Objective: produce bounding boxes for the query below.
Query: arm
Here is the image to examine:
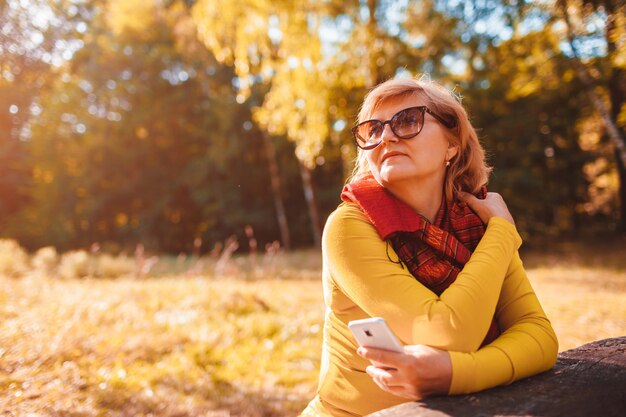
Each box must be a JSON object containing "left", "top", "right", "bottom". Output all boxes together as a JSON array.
[
  {"left": 325, "top": 204, "right": 522, "bottom": 352},
  {"left": 359, "top": 250, "right": 558, "bottom": 398},
  {"left": 447, "top": 250, "right": 558, "bottom": 394}
]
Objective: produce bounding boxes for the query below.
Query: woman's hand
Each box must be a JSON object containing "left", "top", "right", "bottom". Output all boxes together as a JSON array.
[
  {"left": 357, "top": 345, "right": 452, "bottom": 400},
  {"left": 458, "top": 191, "right": 515, "bottom": 226}
]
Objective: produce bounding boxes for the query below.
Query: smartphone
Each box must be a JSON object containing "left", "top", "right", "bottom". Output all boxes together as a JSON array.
[{"left": 348, "top": 317, "right": 404, "bottom": 353}]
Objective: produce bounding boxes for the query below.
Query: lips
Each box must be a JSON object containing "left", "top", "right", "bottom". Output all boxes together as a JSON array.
[{"left": 381, "top": 151, "right": 406, "bottom": 162}]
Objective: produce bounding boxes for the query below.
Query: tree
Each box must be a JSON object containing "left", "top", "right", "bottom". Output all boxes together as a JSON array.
[
  {"left": 434, "top": 0, "right": 625, "bottom": 234},
  {"left": 191, "top": 0, "right": 465, "bottom": 245},
  {"left": 557, "top": 0, "right": 626, "bottom": 230},
  {"left": 16, "top": 1, "right": 279, "bottom": 251},
  {"left": 465, "top": 29, "right": 592, "bottom": 236},
  {"left": 192, "top": 0, "right": 333, "bottom": 246},
  {"left": 0, "top": 0, "right": 84, "bottom": 237}
]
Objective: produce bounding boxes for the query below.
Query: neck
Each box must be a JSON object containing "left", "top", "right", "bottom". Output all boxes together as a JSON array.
[{"left": 386, "top": 178, "right": 444, "bottom": 223}]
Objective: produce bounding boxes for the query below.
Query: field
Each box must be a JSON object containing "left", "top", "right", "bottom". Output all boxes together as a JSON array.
[{"left": 1, "top": 242, "right": 625, "bottom": 417}]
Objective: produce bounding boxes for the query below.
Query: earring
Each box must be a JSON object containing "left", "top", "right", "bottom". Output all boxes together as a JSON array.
[{"left": 446, "top": 160, "right": 451, "bottom": 167}]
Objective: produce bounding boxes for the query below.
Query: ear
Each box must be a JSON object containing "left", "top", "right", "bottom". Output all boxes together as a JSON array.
[{"left": 446, "top": 145, "right": 458, "bottom": 162}]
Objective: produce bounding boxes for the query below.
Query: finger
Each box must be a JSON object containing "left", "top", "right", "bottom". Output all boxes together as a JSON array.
[
  {"left": 457, "top": 191, "right": 479, "bottom": 206},
  {"left": 371, "top": 375, "right": 392, "bottom": 393},
  {"left": 456, "top": 191, "right": 487, "bottom": 223},
  {"left": 366, "top": 366, "right": 392, "bottom": 392},
  {"left": 455, "top": 191, "right": 468, "bottom": 207},
  {"left": 365, "top": 365, "right": 394, "bottom": 381},
  {"left": 358, "top": 347, "right": 407, "bottom": 368},
  {"left": 366, "top": 366, "right": 409, "bottom": 388},
  {"left": 367, "top": 367, "right": 407, "bottom": 396},
  {"left": 366, "top": 366, "right": 406, "bottom": 390},
  {"left": 373, "top": 375, "right": 411, "bottom": 397}
]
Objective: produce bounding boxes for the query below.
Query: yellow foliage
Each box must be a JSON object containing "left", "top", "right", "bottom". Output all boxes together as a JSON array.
[
  {"left": 192, "top": 0, "right": 275, "bottom": 88},
  {"left": 609, "top": 8, "right": 626, "bottom": 69},
  {"left": 193, "top": 0, "right": 330, "bottom": 166},
  {"left": 500, "top": 30, "right": 563, "bottom": 100},
  {"left": 107, "top": 0, "right": 157, "bottom": 36},
  {"left": 253, "top": 56, "right": 330, "bottom": 167}
]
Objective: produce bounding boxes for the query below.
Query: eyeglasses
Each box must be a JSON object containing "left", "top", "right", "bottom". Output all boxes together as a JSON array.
[{"left": 352, "top": 106, "right": 457, "bottom": 150}]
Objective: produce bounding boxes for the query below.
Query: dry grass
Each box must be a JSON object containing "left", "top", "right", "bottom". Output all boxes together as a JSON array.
[
  {"left": 0, "top": 275, "right": 324, "bottom": 416},
  {"left": 529, "top": 266, "right": 626, "bottom": 350},
  {"left": 519, "top": 238, "right": 626, "bottom": 349},
  {"left": 1, "top": 243, "right": 624, "bottom": 416}
]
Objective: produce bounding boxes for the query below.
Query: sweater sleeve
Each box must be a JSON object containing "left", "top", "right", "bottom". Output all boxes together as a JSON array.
[
  {"left": 447, "top": 251, "right": 559, "bottom": 394},
  {"left": 324, "top": 204, "right": 522, "bottom": 352}
]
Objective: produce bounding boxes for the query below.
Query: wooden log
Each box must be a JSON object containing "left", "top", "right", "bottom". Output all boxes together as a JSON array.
[{"left": 367, "top": 336, "right": 626, "bottom": 417}]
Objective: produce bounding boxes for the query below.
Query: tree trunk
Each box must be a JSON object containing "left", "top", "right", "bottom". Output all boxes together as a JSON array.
[
  {"left": 615, "top": 147, "right": 626, "bottom": 231},
  {"left": 261, "top": 132, "right": 291, "bottom": 250},
  {"left": 604, "top": 0, "right": 626, "bottom": 231},
  {"left": 299, "top": 162, "right": 321, "bottom": 247},
  {"left": 366, "top": 0, "right": 382, "bottom": 88},
  {"left": 558, "top": 0, "right": 626, "bottom": 167}
]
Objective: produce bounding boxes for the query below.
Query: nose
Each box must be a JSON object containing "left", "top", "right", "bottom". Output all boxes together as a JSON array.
[{"left": 379, "top": 123, "right": 399, "bottom": 146}]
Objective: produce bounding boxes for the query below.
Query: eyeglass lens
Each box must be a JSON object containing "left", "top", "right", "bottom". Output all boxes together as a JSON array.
[{"left": 354, "top": 107, "right": 425, "bottom": 148}]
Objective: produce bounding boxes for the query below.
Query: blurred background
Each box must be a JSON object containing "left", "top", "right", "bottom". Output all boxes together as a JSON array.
[
  {"left": 1, "top": 0, "right": 625, "bottom": 254},
  {"left": 1, "top": 2, "right": 625, "bottom": 416}
]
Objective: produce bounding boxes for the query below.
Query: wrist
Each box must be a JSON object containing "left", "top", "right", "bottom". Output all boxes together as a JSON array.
[{"left": 437, "top": 351, "right": 453, "bottom": 396}]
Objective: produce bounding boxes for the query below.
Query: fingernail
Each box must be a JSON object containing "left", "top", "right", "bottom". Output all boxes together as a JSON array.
[{"left": 357, "top": 347, "right": 366, "bottom": 356}]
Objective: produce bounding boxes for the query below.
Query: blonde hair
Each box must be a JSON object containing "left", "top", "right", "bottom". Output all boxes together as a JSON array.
[{"left": 348, "top": 75, "right": 491, "bottom": 200}]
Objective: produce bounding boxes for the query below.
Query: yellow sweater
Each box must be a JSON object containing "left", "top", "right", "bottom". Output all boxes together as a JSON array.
[{"left": 301, "top": 203, "right": 558, "bottom": 417}]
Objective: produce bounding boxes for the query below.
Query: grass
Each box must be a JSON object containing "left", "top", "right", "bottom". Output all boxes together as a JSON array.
[{"left": 1, "top": 243, "right": 625, "bottom": 416}]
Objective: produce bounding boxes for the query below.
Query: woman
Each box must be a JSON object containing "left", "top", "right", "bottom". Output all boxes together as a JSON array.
[{"left": 300, "top": 76, "right": 558, "bottom": 417}]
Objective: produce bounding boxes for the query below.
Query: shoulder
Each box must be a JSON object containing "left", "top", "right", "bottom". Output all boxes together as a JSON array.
[
  {"left": 322, "top": 203, "right": 387, "bottom": 261},
  {"left": 325, "top": 203, "right": 370, "bottom": 230},
  {"left": 323, "top": 203, "right": 379, "bottom": 241},
  {"left": 329, "top": 202, "right": 368, "bottom": 221}
]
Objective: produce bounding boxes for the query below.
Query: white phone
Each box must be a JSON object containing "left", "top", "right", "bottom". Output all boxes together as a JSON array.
[{"left": 348, "top": 317, "right": 404, "bottom": 353}]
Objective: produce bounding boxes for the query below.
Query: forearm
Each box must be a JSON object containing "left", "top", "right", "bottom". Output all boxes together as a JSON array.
[
  {"left": 448, "top": 317, "right": 558, "bottom": 394},
  {"left": 326, "top": 205, "right": 522, "bottom": 351},
  {"left": 447, "top": 254, "right": 559, "bottom": 394}
]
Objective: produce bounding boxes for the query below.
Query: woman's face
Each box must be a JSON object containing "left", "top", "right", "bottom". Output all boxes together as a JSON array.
[{"left": 364, "top": 93, "right": 457, "bottom": 189}]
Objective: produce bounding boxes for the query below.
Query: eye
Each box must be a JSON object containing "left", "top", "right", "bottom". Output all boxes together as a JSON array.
[
  {"left": 395, "top": 110, "right": 418, "bottom": 125},
  {"left": 399, "top": 116, "right": 417, "bottom": 125},
  {"left": 367, "top": 123, "right": 383, "bottom": 138},
  {"left": 393, "top": 108, "right": 422, "bottom": 135}
]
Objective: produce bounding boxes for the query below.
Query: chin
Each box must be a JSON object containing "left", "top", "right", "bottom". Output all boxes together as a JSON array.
[
  {"left": 375, "top": 169, "right": 414, "bottom": 187},
  {"left": 376, "top": 166, "right": 444, "bottom": 189},
  {"left": 378, "top": 166, "right": 416, "bottom": 182}
]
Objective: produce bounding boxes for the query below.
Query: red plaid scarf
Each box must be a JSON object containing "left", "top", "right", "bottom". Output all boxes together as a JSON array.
[{"left": 341, "top": 175, "right": 499, "bottom": 346}]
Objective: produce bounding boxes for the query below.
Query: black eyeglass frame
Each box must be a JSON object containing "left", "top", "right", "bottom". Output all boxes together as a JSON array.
[{"left": 351, "top": 106, "right": 457, "bottom": 150}]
